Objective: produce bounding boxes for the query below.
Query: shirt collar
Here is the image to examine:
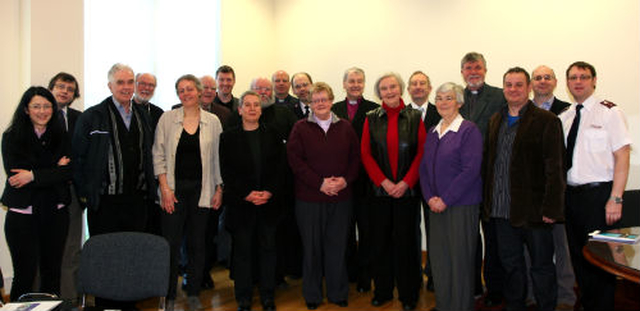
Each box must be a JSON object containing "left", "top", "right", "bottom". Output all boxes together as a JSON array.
[
  {"left": 434, "top": 113, "right": 464, "bottom": 137},
  {"left": 576, "top": 94, "right": 597, "bottom": 112}
]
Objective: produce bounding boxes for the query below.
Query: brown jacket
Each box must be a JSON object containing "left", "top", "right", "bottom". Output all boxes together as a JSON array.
[{"left": 483, "top": 102, "right": 565, "bottom": 227}]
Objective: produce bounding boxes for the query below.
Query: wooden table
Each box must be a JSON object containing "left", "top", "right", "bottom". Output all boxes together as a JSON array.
[{"left": 583, "top": 227, "right": 640, "bottom": 284}]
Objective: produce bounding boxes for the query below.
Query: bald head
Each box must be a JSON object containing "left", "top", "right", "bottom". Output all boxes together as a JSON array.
[
  {"left": 272, "top": 70, "right": 291, "bottom": 100},
  {"left": 531, "top": 65, "right": 558, "bottom": 99},
  {"left": 200, "top": 75, "right": 217, "bottom": 105}
]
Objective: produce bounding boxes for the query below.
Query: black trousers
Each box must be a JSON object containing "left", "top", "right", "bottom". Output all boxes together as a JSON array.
[
  {"left": 494, "top": 218, "right": 557, "bottom": 311},
  {"left": 369, "top": 196, "right": 421, "bottom": 304},
  {"left": 476, "top": 217, "right": 505, "bottom": 298},
  {"left": 5, "top": 206, "right": 69, "bottom": 301},
  {"left": 162, "top": 179, "right": 209, "bottom": 299},
  {"left": 296, "top": 200, "right": 352, "bottom": 304},
  {"left": 565, "top": 182, "right": 616, "bottom": 311},
  {"left": 230, "top": 207, "right": 277, "bottom": 303},
  {"left": 346, "top": 190, "right": 372, "bottom": 288},
  {"left": 87, "top": 193, "right": 147, "bottom": 236}
]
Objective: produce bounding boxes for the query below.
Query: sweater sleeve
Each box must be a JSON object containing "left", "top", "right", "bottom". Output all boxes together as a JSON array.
[
  {"left": 440, "top": 125, "right": 483, "bottom": 206},
  {"left": 402, "top": 118, "right": 427, "bottom": 187},
  {"left": 360, "top": 118, "right": 387, "bottom": 186},
  {"left": 419, "top": 136, "right": 434, "bottom": 202},
  {"left": 286, "top": 123, "right": 324, "bottom": 190}
]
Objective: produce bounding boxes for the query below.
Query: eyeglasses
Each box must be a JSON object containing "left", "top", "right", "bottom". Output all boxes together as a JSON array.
[
  {"left": 54, "top": 83, "right": 76, "bottom": 93},
  {"left": 312, "top": 98, "right": 331, "bottom": 104},
  {"left": 293, "top": 82, "right": 310, "bottom": 90},
  {"left": 533, "top": 75, "right": 555, "bottom": 81},
  {"left": 253, "top": 87, "right": 272, "bottom": 92},
  {"left": 29, "top": 104, "right": 53, "bottom": 110},
  {"left": 567, "top": 75, "right": 592, "bottom": 82},
  {"left": 136, "top": 82, "right": 156, "bottom": 88}
]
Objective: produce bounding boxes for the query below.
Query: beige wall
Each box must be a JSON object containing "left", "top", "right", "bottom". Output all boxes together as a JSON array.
[{"left": 1, "top": 0, "right": 638, "bottom": 284}]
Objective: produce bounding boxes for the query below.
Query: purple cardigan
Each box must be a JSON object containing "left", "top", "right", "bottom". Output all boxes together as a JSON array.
[
  {"left": 419, "top": 119, "right": 483, "bottom": 207},
  {"left": 287, "top": 114, "right": 360, "bottom": 202}
]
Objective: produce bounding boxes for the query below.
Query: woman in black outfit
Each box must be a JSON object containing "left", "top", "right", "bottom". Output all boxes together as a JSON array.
[
  {"left": 153, "top": 75, "right": 223, "bottom": 311},
  {"left": 219, "top": 91, "right": 285, "bottom": 311},
  {"left": 1, "top": 86, "right": 72, "bottom": 301}
]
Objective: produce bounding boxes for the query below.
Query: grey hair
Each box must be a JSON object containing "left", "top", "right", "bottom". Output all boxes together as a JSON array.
[
  {"left": 435, "top": 82, "right": 465, "bottom": 105},
  {"left": 240, "top": 90, "right": 261, "bottom": 105},
  {"left": 342, "top": 67, "right": 365, "bottom": 83},
  {"left": 374, "top": 72, "right": 405, "bottom": 99},
  {"left": 460, "top": 52, "right": 486, "bottom": 69},
  {"left": 135, "top": 72, "right": 157, "bottom": 83},
  {"left": 175, "top": 74, "right": 203, "bottom": 94},
  {"left": 108, "top": 63, "right": 134, "bottom": 83}
]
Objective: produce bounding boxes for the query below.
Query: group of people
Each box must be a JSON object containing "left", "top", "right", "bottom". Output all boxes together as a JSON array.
[{"left": 1, "top": 51, "right": 631, "bottom": 311}]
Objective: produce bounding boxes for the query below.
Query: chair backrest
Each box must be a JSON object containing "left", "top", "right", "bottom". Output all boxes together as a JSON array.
[{"left": 77, "top": 232, "right": 170, "bottom": 301}]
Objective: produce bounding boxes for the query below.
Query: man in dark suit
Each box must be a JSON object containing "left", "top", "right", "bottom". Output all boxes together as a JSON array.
[
  {"left": 331, "top": 67, "right": 378, "bottom": 292},
  {"left": 483, "top": 67, "right": 565, "bottom": 311},
  {"left": 291, "top": 72, "right": 313, "bottom": 120},
  {"left": 272, "top": 70, "right": 300, "bottom": 108},
  {"left": 532, "top": 65, "right": 571, "bottom": 115},
  {"left": 530, "top": 65, "right": 576, "bottom": 309},
  {"left": 459, "top": 52, "right": 507, "bottom": 307},
  {"left": 48, "top": 72, "right": 82, "bottom": 303},
  {"left": 407, "top": 71, "right": 441, "bottom": 130},
  {"left": 406, "top": 70, "right": 441, "bottom": 292},
  {"left": 133, "top": 73, "right": 164, "bottom": 238}
]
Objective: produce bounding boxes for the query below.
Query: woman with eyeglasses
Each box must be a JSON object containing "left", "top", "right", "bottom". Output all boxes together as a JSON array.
[
  {"left": 287, "top": 82, "right": 360, "bottom": 310},
  {"left": 2, "top": 86, "right": 72, "bottom": 301}
]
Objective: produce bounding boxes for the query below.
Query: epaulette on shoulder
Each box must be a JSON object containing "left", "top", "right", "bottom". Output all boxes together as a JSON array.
[{"left": 599, "top": 100, "right": 616, "bottom": 109}]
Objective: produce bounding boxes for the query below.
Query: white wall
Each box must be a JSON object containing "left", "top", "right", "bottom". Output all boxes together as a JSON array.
[
  {"left": 268, "top": 0, "right": 640, "bottom": 187},
  {"left": 1, "top": 0, "right": 638, "bottom": 288}
]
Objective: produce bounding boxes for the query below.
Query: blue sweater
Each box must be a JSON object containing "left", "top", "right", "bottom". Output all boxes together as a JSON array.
[{"left": 419, "top": 119, "right": 483, "bottom": 207}]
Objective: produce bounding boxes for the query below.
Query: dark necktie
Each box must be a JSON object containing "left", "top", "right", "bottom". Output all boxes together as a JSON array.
[
  {"left": 304, "top": 105, "right": 310, "bottom": 117},
  {"left": 59, "top": 109, "right": 68, "bottom": 131},
  {"left": 566, "top": 104, "right": 583, "bottom": 170}
]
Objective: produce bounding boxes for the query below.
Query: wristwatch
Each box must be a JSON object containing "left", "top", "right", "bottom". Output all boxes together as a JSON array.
[{"left": 610, "top": 196, "right": 623, "bottom": 204}]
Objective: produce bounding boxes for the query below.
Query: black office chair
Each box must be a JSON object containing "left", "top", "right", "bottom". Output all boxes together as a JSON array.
[{"left": 77, "top": 232, "right": 170, "bottom": 310}]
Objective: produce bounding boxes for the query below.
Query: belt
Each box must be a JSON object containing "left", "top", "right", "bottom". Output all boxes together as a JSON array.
[{"left": 567, "top": 181, "right": 612, "bottom": 192}]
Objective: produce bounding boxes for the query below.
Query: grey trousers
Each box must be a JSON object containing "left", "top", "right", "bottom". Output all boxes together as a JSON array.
[
  {"left": 59, "top": 186, "right": 83, "bottom": 301},
  {"left": 525, "top": 223, "right": 577, "bottom": 305},
  {"left": 429, "top": 205, "right": 479, "bottom": 311},
  {"left": 296, "top": 200, "right": 351, "bottom": 304}
]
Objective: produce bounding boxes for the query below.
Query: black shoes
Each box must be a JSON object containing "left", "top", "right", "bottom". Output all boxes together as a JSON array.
[
  {"left": 306, "top": 302, "right": 320, "bottom": 310},
  {"left": 237, "top": 300, "right": 251, "bottom": 311},
  {"left": 356, "top": 284, "right": 371, "bottom": 293},
  {"left": 371, "top": 296, "right": 391, "bottom": 307},
  {"left": 402, "top": 301, "right": 416, "bottom": 310},
  {"left": 331, "top": 300, "right": 348, "bottom": 307},
  {"left": 426, "top": 277, "right": 434, "bottom": 292},
  {"left": 262, "top": 299, "right": 276, "bottom": 311}
]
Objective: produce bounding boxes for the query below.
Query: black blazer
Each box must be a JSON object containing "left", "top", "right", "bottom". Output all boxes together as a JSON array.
[
  {"left": 1, "top": 126, "right": 72, "bottom": 209},
  {"left": 461, "top": 83, "right": 507, "bottom": 139},
  {"left": 331, "top": 97, "right": 379, "bottom": 140},
  {"left": 409, "top": 102, "right": 442, "bottom": 131},
  {"left": 67, "top": 107, "right": 82, "bottom": 134},
  {"left": 550, "top": 97, "right": 571, "bottom": 116},
  {"left": 219, "top": 125, "right": 286, "bottom": 231}
]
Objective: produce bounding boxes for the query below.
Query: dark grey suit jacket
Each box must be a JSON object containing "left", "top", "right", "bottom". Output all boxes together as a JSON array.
[
  {"left": 549, "top": 97, "right": 571, "bottom": 116},
  {"left": 461, "top": 83, "right": 506, "bottom": 139}
]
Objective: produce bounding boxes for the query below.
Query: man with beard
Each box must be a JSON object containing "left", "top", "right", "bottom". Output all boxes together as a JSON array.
[{"left": 459, "top": 52, "right": 507, "bottom": 308}]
